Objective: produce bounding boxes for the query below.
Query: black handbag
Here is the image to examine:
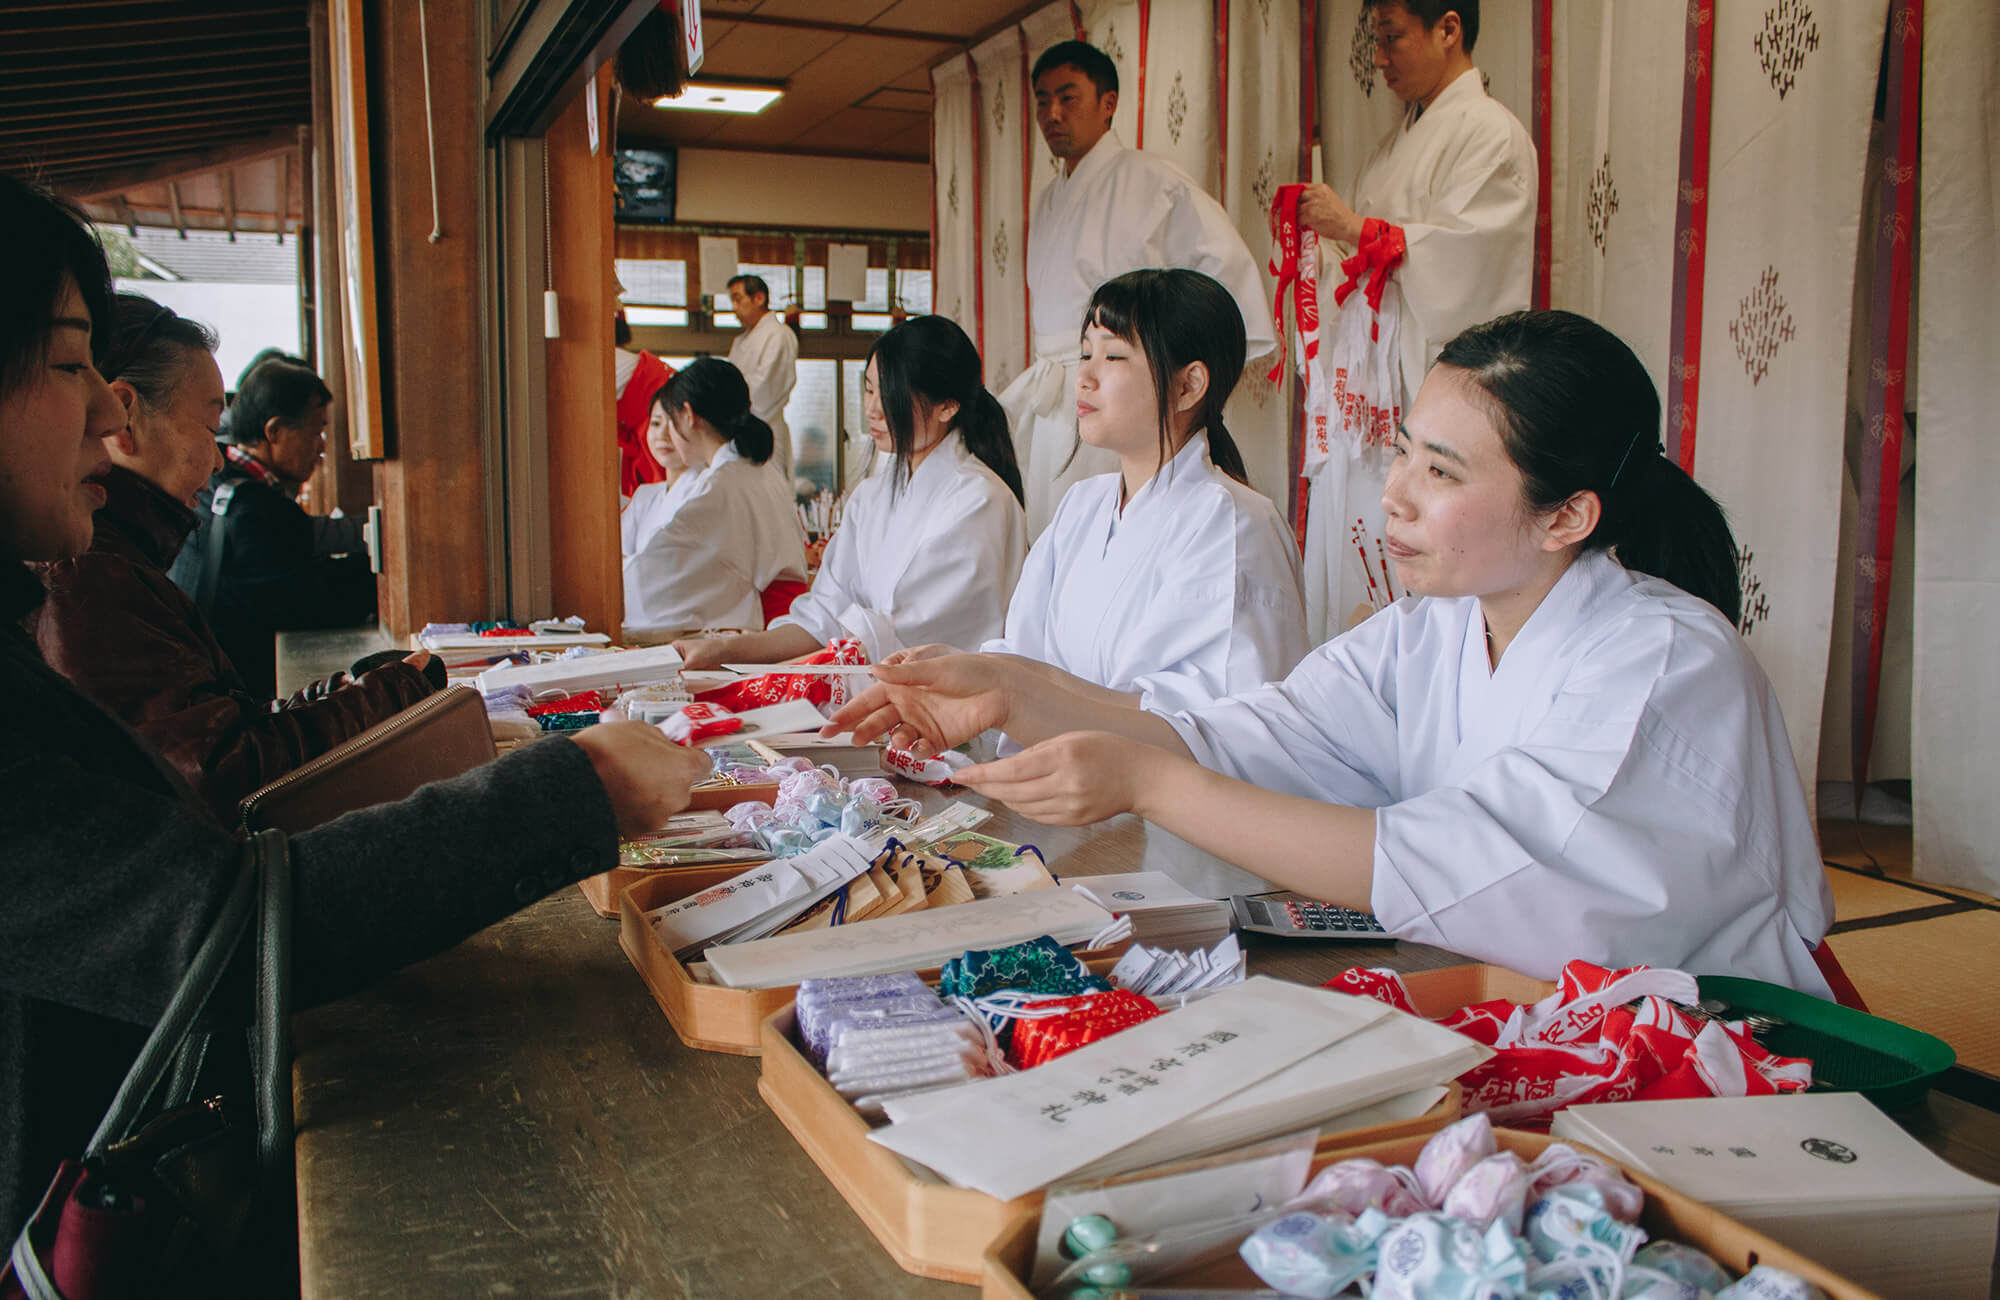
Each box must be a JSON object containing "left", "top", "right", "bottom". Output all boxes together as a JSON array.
[{"left": 3, "top": 829, "right": 294, "bottom": 1300}]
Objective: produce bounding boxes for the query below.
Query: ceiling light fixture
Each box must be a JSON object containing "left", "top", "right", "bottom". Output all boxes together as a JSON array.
[{"left": 653, "top": 81, "right": 785, "bottom": 115}]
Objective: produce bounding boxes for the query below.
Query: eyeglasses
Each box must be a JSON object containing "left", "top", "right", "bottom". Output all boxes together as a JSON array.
[{"left": 98, "top": 303, "right": 177, "bottom": 381}]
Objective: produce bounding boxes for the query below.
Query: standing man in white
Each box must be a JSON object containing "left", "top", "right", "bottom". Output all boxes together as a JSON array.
[
  {"left": 1295, "top": 0, "right": 1535, "bottom": 638},
  {"left": 724, "top": 273, "right": 799, "bottom": 485},
  {"left": 1005, "top": 40, "right": 1275, "bottom": 539}
]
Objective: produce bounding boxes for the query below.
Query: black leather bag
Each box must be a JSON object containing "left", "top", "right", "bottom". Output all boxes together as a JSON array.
[{"left": 2, "top": 829, "right": 293, "bottom": 1300}]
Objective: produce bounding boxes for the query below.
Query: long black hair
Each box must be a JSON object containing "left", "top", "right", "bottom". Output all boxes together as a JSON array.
[
  {"left": 99, "top": 293, "right": 219, "bottom": 405},
  {"left": 661, "top": 356, "right": 774, "bottom": 465},
  {"left": 1075, "top": 268, "right": 1250, "bottom": 486},
  {"left": 867, "top": 315, "right": 1024, "bottom": 503},
  {"left": 1435, "top": 309, "right": 1740, "bottom": 625},
  {"left": 1, "top": 172, "right": 112, "bottom": 402}
]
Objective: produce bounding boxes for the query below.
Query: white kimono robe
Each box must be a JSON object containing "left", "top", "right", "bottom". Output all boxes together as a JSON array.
[
  {"left": 1002, "top": 131, "right": 1276, "bottom": 538},
  {"left": 621, "top": 445, "right": 807, "bottom": 636},
  {"left": 774, "top": 436, "right": 1026, "bottom": 661},
  {"left": 1159, "top": 550, "right": 1835, "bottom": 995},
  {"left": 1306, "top": 66, "right": 1536, "bottom": 641},
  {"left": 621, "top": 473, "right": 696, "bottom": 556},
  {"left": 727, "top": 312, "right": 799, "bottom": 480},
  {"left": 984, "top": 434, "right": 1309, "bottom": 715}
]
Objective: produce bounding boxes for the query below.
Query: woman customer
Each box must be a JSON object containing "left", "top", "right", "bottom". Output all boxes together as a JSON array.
[
  {"left": 831, "top": 310, "right": 1838, "bottom": 996},
  {"left": 29, "top": 292, "right": 439, "bottom": 824},
  {"left": 0, "top": 171, "right": 710, "bottom": 1248}
]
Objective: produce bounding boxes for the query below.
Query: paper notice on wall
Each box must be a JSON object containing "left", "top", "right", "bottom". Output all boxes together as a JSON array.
[
  {"left": 827, "top": 242, "right": 870, "bottom": 302},
  {"left": 680, "top": 0, "right": 704, "bottom": 75},
  {"left": 699, "top": 236, "right": 740, "bottom": 301}
]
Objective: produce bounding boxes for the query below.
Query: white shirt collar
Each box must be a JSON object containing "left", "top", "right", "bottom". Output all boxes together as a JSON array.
[
  {"left": 1125, "top": 431, "right": 1213, "bottom": 514},
  {"left": 1056, "top": 129, "right": 1126, "bottom": 192},
  {"left": 1407, "top": 65, "right": 1485, "bottom": 129}
]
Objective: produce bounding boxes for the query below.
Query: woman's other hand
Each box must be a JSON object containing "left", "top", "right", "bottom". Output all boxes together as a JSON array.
[
  {"left": 824, "top": 654, "right": 1016, "bottom": 757},
  {"left": 954, "top": 731, "right": 1160, "bottom": 826}
]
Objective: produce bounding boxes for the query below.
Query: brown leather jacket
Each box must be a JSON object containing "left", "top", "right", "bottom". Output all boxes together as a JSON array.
[{"left": 28, "top": 465, "right": 434, "bottom": 825}]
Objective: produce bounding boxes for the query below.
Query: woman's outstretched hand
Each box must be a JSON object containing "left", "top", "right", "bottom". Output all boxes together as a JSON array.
[
  {"left": 670, "top": 635, "right": 736, "bottom": 671},
  {"left": 954, "top": 731, "right": 1159, "bottom": 826},
  {"left": 823, "top": 654, "right": 1015, "bottom": 758}
]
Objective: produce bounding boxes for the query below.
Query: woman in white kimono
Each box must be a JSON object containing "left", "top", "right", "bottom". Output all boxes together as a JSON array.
[
  {"left": 620, "top": 383, "right": 695, "bottom": 563},
  {"left": 674, "top": 316, "right": 1027, "bottom": 667},
  {"left": 901, "top": 269, "right": 1305, "bottom": 718},
  {"left": 830, "top": 311, "right": 1840, "bottom": 997},
  {"left": 622, "top": 358, "right": 807, "bottom": 637}
]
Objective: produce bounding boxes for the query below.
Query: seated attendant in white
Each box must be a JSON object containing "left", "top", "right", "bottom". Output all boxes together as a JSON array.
[
  {"left": 620, "top": 383, "right": 696, "bottom": 560},
  {"left": 622, "top": 358, "right": 806, "bottom": 637},
  {"left": 961, "top": 268, "right": 1306, "bottom": 718},
  {"left": 829, "top": 311, "right": 1838, "bottom": 997},
  {"left": 675, "top": 315, "right": 1028, "bottom": 668}
]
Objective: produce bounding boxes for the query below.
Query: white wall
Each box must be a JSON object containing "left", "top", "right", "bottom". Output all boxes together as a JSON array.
[
  {"left": 114, "top": 280, "right": 304, "bottom": 388},
  {"left": 673, "top": 148, "right": 929, "bottom": 232}
]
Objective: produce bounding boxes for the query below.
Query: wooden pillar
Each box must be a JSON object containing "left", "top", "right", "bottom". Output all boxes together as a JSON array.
[
  {"left": 542, "top": 66, "right": 621, "bottom": 633},
  {"left": 305, "top": 6, "right": 374, "bottom": 516},
  {"left": 365, "top": 0, "right": 491, "bottom": 634}
]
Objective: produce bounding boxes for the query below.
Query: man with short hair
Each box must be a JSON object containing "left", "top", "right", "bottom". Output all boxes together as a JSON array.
[
  {"left": 724, "top": 273, "right": 799, "bottom": 482},
  {"left": 1293, "top": 0, "right": 1535, "bottom": 635},
  {"left": 169, "top": 360, "right": 378, "bottom": 699},
  {"left": 1007, "top": 39, "right": 1274, "bottom": 538}
]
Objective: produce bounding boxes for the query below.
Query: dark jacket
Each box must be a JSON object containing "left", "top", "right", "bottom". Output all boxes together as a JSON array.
[
  {"left": 29, "top": 465, "right": 433, "bottom": 825},
  {"left": 167, "top": 460, "right": 378, "bottom": 698},
  {"left": 1, "top": 559, "right": 618, "bottom": 1241}
]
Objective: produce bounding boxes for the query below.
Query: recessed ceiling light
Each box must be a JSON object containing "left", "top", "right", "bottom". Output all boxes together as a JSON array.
[{"left": 653, "top": 82, "right": 785, "bottom": 115}]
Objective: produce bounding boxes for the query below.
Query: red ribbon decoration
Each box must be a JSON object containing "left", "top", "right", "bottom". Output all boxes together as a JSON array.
[
  {"left": 1266, "top": 183, "right": 1321, "bottom": 383},
  {"left": 1331, "top": 217, "right": 1407, "bottom": 340}
]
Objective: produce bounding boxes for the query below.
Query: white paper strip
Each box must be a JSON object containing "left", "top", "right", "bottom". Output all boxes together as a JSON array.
[
  {"left": 869, "top": 977, "right": 1387, "bottom": 1200},
  {"left": 703, "top": 888, "right": 1112, "bottom": 990},
  {"left": 826, "top": 242, "right": 869, "bottom": 302},
  {"left": 698, "top": 235, "right": 740, "bottom": 300},
  {"left": 474, "top": 644, "right": 683, "bottom": 695}
]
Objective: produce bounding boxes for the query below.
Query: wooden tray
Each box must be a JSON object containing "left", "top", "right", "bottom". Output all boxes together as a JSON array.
[
  {"left": 756, "top": 1004, "right": 1460, "bottom": 1286},
  {"left": 980, "top": 1127, "right": 1878, "bottom": 1299},
  {"left": 617, "top": 871, "right": 1131, "bottom": 1056},
  {"left": 1397, "top": 961, "right": 1556, "bottom": 1014},
  {"left": 577, "top": 781, "right": 778, "bottom": 918}
]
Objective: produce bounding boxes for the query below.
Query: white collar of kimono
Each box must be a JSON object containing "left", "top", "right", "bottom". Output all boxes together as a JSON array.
[
  {"left": 1406, "top": 65, "right": 1486, "bottom": 130},
  {"left": 893, "top": 427, "right": 977, "bottom": 497},
  {"left": 1058, "top": 129, "right": 1126, "bottom": 191},
  {"left": 1481, "top": 548, "right": 1628, "bottom": 671},
  {"left": 707, "top": 442, "right": 746, "bottom": 472},
  {"left": 1123, "top": 430, "right": 1212, "bottom": 514}
]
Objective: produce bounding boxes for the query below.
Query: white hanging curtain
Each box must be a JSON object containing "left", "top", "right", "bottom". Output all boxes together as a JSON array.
[
  {"left": 1315, "top": 0, "right": 1406, "bottom": 198},
  {"left": 1073, "top": 0, "right": 1144, "bottom": 144},
  {"left": 1689, "top": 0, "right": 1889, "bottom": 794},
  {"left": 1138, "top": 0, "right": 1219, "bottom": 191},
  {"left": 1473, "top": 0, "right": 1537, "bottom": 134},
  {"left": 1546, "top": 1, "right": 1685, "bottom": 402},
  {"left": 973, "top": 29, "right": 1031, "bottom": 393},
  {"left": 931, "top": 55, "right": 981, "bottom": 344},
  {"left": 1915, "top": 0, "right": 2000, "bottom": 895}
]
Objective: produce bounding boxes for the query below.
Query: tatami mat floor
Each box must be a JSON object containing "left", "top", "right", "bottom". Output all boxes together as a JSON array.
[{"left": 1819, "top": 818, "right": 2000, "bottom": 1078}]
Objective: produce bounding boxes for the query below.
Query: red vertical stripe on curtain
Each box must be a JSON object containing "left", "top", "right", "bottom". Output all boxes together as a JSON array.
[
  {"left": 1665, "top": 0, "right": 1715, "bottom": 472},
  {"left": 1851, "top": 0, "right": 1923, "bottom": 792},
  {"left": 969, "top": 59, "right": 988, "bottom": 366},
  {"left": 1531, "top": 0, "right": 1553, "bottom": 310},
  {"left": 1292, "top": 0, "right": 1317, "bottom": 549},
  {"left": 1136, "top": 0, "right": 1151, "bottom": 149},
  {"left": 1215, "top": 0, "right": 1230, "bottom": 191},
  {"left": 1019, "top": 27, "right": 1034, "bottom": 364}
]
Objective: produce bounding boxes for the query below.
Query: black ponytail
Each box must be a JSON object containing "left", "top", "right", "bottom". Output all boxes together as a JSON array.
[
  {"left": 661, "top": 356, "right": 774, "bottom": 465},
  {"left": 1077, "top": 268, "right": 1250, "bottom": 486},
  {"left": 1435, "top": 310, "right": 1741, "bottom": 626},
  {"left": 868, "top": 315, "right": 1024, "bottom": 503}
]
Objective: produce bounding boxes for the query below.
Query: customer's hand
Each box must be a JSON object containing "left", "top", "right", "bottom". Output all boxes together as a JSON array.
[
  {"left": 671, "top": 635, "right": 737, "bottom": 671},
  {"left": 572, "top": 721, "right": 711, "bottom": 836},
  {"left": 880, "top": 643, "right": 956, "bottom": 666}
]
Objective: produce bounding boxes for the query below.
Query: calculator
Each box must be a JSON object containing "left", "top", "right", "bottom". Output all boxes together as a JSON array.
[{"left": 1230, "top": 891, "right": 1392, "bottom": 941}]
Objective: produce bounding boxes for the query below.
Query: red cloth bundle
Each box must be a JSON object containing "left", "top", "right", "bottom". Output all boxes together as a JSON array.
[
  {"left": 477, "top": 625, "right": 534, "bottom": 637},
  {"left": 1328, "top": 960, "right": 1812, "bottom": 1129},
  {"left": 1009, "top": 990, "right": 1163, "bottom": 1070},
  {"left": 523, "top": 689, "right": 610, "bottom": 717},
  {"left": 695, "top": 638, "right": 867, "bottom": 713},
  {"left": 659, "top": 701, "right": 742, "bottom": 746}
]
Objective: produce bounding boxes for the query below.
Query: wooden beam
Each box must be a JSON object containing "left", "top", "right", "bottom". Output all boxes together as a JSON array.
[
  {"left": 116, "top": 194, "right": 137, "bottom": 236},
  {"left": 222, "top": 168, "right": 237, "bottom": 242},
  {"left": 0, "top": 106, "right": 309, "bottom": 146},
  {"left": 277, "top": 150, "right": 290, "bottom": 244},
  {"left": 167, "top": 181, "right": 186, "bottom": 237},
  {"left": 2, "top": 88, "right": 313, "bottom": 130},
  {"left": 61, "top": 130, "right": 299, "bottom": 200},
  {"left": 698, "top": 10, "right": 964, "bottom": 45},
  {"left": 0, "top": 12, "right": 305, "bottom": 55},
  {"left": 18, "top": 70, "right": 310, "bottom": 109}
]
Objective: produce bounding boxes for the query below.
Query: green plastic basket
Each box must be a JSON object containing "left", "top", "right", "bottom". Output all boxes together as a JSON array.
[{"left": 1695, "top": 975, "right": 1957, "bottom": 1112}]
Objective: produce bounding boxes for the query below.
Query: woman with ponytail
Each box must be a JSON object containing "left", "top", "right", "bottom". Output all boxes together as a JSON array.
[
  {"left": 622, "top": 357, "right": 807, "bottom": 635},
  {"left": 960, "top": 267, "right": 1306, "bottom": 721},
  {"left": 674, "top": 315, "right": 1026, "bottom": 666},
  {"left": 829, "top": 309, "right": 1838, "bottom": 997}
]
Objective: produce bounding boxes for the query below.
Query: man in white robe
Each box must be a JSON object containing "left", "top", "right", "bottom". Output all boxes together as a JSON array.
[
  {"left": 1298, "top": 0, "right": 1535, "bottom": 637},
  {"left": 1006, "top": 41, "right": 1276, "bottom": 538},
  {"left": 725, "top": 274, "right": 799, "bottom": 484}
]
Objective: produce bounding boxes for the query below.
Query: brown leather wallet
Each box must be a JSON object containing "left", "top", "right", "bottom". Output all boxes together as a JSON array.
[{"left": 238, "top": 686, "right": 498, "bottom": 833}]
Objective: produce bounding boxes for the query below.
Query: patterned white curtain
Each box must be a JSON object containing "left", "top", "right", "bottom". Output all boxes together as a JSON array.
[
  {"left": 1473, "top": 0, "right": 1537, "bottom": 134},
  {"left": 1073, "top": 0, "right": 1144, "bottom": 144},
  {"left": 1690, "top": 0, "right": 1889, "bottom": 791},
  {"left": 1546, "top": 1, "right": 1685, "bottom": 402},
  {"left": 1222, "top": 0, "right": 1302, "bottom": 510},
  {"left": 1138, "top": 0, "right": 1219, "bottom": 191},
  {"left": 1915, "top": 0, "right": 2000, "bottom": 894},
  {"left": 931, "top": 55, "right": 981, "bottom": 343},
  {"left": 973, "top": 29, "right": 1031, "bottom": 393}
]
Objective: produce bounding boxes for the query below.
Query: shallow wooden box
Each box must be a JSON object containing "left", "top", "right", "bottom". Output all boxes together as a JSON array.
[
  {"left": 617, "top": 872, "right": 1131, "bottom": 1056},
  {"left": 576, "top": 781, "right": 778, "bottom": 918},
  {"left": 979, "top": 1126, "right": 1877, "bottom": 1299},
  {"left": 1395, "top": 961, "right": 1556, "bottom": 1013},
  {"left": 755, "top": 1004, "right": 1461, "bottom": 1286}
]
